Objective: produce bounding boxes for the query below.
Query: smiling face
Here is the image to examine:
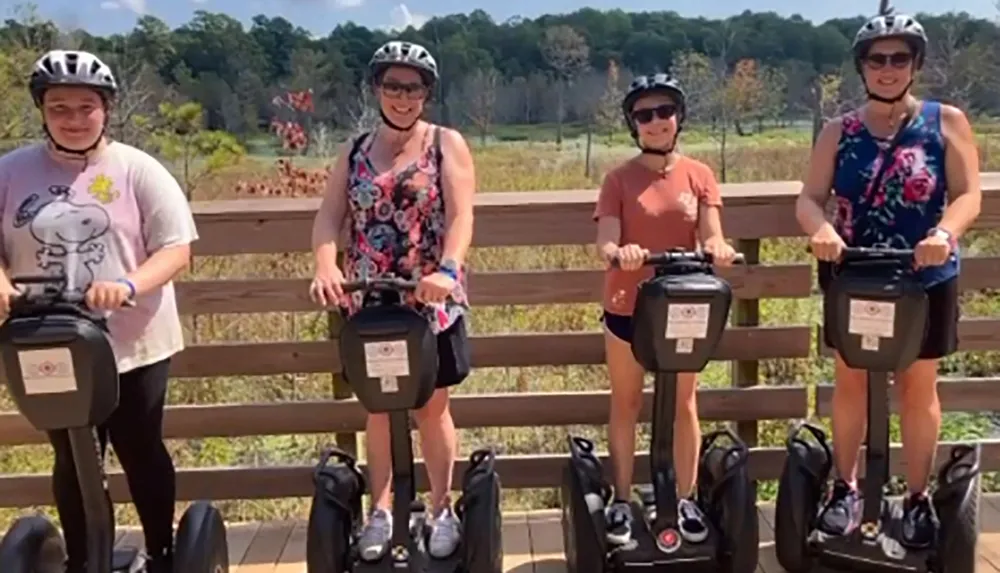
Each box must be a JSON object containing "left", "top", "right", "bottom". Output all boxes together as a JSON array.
[
  {"left": 41, "top": 86, "right": 108, "bottom": 151},
  {"left": 631, "top": 92, "right": 680, "bottom": 150},
  {"left": 861, "top": 38, "right": 917, "bottom": 99},
  {"left": 376, "top": 65, "right": 430, "bottom": 128}
]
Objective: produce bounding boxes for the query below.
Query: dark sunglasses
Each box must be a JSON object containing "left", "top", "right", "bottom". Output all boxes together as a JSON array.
[
  {"left": 865, "top": 51, "right": 914, "bottom": 69},
  {"left": 379, "top": 80, "right": 428, "bottom": 100},
  {"left": 631, "top": 104, "right": 678, "bottom": 124}
]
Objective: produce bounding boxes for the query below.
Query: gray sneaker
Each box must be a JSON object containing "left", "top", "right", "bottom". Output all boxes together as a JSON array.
[
  {"left": 428, "top": 506, "right": 462, "bottom": 559},
  {"left": 357, "top": 509, "right": 393, "bottom": 562}
]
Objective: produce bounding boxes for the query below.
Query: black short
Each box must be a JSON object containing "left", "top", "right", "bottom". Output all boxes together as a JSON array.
[
  {"left": 436, "top": 317, "right": 471, "bottom": 388},
  {"left": 602, "top": 311, "right": 633, "bottom": 343},
  {"left": 818, "top": 262, "right": 959, "bottom": 360}
]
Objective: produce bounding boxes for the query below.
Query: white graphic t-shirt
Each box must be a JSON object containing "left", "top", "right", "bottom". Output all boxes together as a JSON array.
[{"left": 0, "top": 141, "right": 198, "bottom": 373}]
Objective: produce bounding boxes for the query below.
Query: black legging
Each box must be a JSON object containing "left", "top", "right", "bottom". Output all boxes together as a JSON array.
[{"left": 46, "top": 358, "right": 175, "bottom": 567}]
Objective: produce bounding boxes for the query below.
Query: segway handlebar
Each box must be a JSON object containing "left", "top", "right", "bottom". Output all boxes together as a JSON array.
[
  {"left": 807, "top": 245, "right": 916, "bottom": 264},
  {"left": 610, "top": 249, "right": 746, "bottom": 267},
  {"left": 8, "top": 275, "right": 136, "bottom": 308},
  {"left": 341, "top": 277, "right": 419, "bottom": 294}
]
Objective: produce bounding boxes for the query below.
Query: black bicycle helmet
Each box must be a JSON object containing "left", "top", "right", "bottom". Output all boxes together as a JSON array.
[
  {"left": 622, "top": 73, "right": 686, "bottom": 131},
  {"left": 622, "top": 73, "right": 686, "bottom": 156},
  {"left": 29, "top": 50, "right": 118, "bottom": 107}
]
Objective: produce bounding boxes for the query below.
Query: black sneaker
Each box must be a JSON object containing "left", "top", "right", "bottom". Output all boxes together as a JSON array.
[
  {"left": 901, "top": 492, "right": 939, "bottom": 549},
  {"left": 605, "top": 500, "right": 633, "bottom": 545},
  {"left": 678, "top": 498, "right": 709, "bottom": 543},
  {"left": 818, "top": 479, "right": 862, "bottom": 536}
]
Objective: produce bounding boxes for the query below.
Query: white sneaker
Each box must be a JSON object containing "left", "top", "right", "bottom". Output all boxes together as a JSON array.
[{"left": 428, "top": 506, "right": 462, "bottom": 558}]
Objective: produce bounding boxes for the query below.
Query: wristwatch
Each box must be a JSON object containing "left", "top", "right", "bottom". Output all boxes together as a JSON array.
[
  {"left": 929, "top": 227, "right": 958, "bottom": 252},
  {"left": 438, "top": 259, "right": 460, "bottom": 280}
]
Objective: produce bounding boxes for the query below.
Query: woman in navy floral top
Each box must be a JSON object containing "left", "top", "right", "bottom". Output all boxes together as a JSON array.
[{"left": 796, "top": 12, "right": 981, "bottom": 549}]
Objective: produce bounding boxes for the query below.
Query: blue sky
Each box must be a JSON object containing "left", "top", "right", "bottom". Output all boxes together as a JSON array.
[{"left": 19, "top": 0, "right": 1000, "bottom": 36}]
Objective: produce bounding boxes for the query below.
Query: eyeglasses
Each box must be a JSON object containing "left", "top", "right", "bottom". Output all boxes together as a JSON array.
[
  {"left": 631, "top": 104, "right": 678, "bottom": 124},
  {"left": 379, "top": 80, "right": 428, "bottom": 100},
  {"left": 865, "top": 52, "right": 914, "bottom": 69}
]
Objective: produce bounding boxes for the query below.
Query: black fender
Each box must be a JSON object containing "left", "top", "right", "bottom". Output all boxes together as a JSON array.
[
  {"left": 306, "top": 446, "right": 366, "bottom": 573},
  {"left": 774, "top": 422, "right": 832, "bottom": 573},
  {"left": 561, "top": 436, "right": 609, "bottom": 573},
  {"left": 0, "top": 515, "right": 66, "bottom": 573},
  {"left": 174, "top": 501, "right": 230, "bottom": 572},
  {"left": 933, "top": 443, "right": 981, "bottom": 573},
  {"left": 455, "top": 447, "right": 503, "bottom": 573},
  {"left": 698, "top": 428, "right": 758, "bottom": 573}
]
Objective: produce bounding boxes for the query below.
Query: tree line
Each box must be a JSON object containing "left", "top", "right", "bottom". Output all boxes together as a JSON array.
[{"left": 1, "top": 3, "right": 999, "bottom": 146}]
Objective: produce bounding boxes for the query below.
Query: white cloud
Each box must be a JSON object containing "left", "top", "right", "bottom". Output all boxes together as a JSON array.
[
  {"left": 99, "top": 0, "right": 147, "bottom": 13},
  {"left": 191, "top": 0, "right": 209, "bottom": 4},
  {"left": 334, "top": 0, "right": 364, "bottom": 7},
  {"left": 386, "top": 3, "right": 428, "bottom": 31}
]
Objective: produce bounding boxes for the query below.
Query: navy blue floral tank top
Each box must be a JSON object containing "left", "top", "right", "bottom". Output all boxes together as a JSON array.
[{"left": 829, "top": 101, "right": 957, "bottom": 287}]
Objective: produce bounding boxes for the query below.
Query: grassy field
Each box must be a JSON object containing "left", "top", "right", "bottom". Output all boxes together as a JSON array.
[{"left": 1, "top": 123, "right": 1000, "bottom": 529}]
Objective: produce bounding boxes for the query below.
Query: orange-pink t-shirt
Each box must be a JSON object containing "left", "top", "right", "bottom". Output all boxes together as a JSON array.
[{"left": 594, "top": 155, "right": 723, "bottom": 316}]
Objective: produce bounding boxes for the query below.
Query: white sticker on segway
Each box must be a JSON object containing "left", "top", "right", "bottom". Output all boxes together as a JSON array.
[
  {"left": 380, "top": 376, "right": 399, "bottom": 393},
  {"left": 861, "top": 334, "right": 880, "bottom": 351},
  {"left": 848, "top": 299, "right": 895, "bottom": 337},
  {"left": 664, "top": 303, "right": 710, "bottom": 339},
  {"left": 675, "top": 338, "right": 694, "bottom": 354},
  {"left": 18, "top": 347, "right": 77, "bottom": 395},
  {"left": 364, "top": 340, "right": 410, "bottom": 377}
]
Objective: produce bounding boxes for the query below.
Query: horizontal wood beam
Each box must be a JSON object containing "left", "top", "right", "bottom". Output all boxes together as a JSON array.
[
  {"left": 187, "top": 174, "right": 1000, "bottom": 255},
  {"left": 0, "top": 386, "right": 808, "bottom": 446},
  {"left": 0, "top": 440, "right": 993, "bottom": 507},
  {"left": 175, "top": 264, "right": 813, "bottom": 315},
  {"left": 815, "top": 378, "right": 1000, "bottom": 416},
  {"left": 174, "top": 256, "right": 1000, "bottom": 315},
  {"left": 169, "top": 326, "right": 811, "bottom": 378},
  {"left": 816, "top": 319, "right": 1000, "bottom": 357}
]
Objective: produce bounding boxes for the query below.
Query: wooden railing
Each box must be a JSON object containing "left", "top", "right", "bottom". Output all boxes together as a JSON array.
[{"left": 1, "top": 174, "right": 1000, "bottom": 508}]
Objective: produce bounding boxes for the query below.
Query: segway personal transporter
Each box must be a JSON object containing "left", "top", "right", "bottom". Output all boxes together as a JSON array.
[
  {"left": 305, "top": 276, "right": 503, "bottom": 573},
  {"left": 774, "top": 246, "right": 980, "bottom": 573},
  {"left": 561, "top": 249, "right": 759, "bottom": 573},
  {"left": 0, "top": 275, "right": 229, "bottom": 573}
]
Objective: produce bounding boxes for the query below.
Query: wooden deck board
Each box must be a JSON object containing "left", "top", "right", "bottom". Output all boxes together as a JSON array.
[{"left": 96, "top": 493, "right": 1000, "bottom": 571}]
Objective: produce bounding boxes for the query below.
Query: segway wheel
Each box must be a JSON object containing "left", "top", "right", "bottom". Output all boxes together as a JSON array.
[
  {"left": 561, "top": 437, "right": 609, "bottom": 573},
  {"left": 0, "top": 515, "right": 67, "bottom": 573},
  {"left": 700, "top": 444, "right": 758, "bottom": 573},
  {"left": 455, "top": 448, "right": 504, "bottom": 573},
  {"left": 774, "top": 447, "right": 824, "bottom": 573},
  {"left": 934, "top": 461, "right": 981, "bottom": 573},
  {"left": 174, "top": 501, "right": 229, "bottom": 572}
]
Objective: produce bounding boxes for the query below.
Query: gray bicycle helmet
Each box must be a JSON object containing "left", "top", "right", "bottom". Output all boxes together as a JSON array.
[
  {"left": 368, "top": 41, "right": 439, "bottom": 83},
  {"left": 29, "top": 50, "right": 118, "bottom": 106},
  {"left": 622, "top": 73, "right": 687, "bottom": 132},
  {"left": 852, "top": 13, "right": 927, "bottom": 68}
]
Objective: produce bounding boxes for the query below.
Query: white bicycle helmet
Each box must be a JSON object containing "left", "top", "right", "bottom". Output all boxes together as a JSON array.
[
  {"left": 368, "top": 41, "right": 439, "bottom": 83},
  {"left": 29, "top": 50, "right": 118, "bottom": 106},
  {"left": 852, "top": 13, "right": 927, "bottom": 68}
]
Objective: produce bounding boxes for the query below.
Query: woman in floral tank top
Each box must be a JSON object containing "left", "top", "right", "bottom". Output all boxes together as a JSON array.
[
  {"left": 795, "top": 13, "right": 981, "bottom": 550},
  {"left": 309, "top": 41, "right": 476, "bottom": 563}
]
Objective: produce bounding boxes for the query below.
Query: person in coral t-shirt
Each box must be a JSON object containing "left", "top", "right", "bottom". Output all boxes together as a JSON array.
[{"left": 593, "top": 73, "right": 737, "bottom": 547}]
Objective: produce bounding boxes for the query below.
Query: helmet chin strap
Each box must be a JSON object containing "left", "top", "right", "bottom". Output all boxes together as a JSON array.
[
  {"left": 635, "top": 126, "right": 682, "bottom": 157},
  {"left": 865, "top": 79, "right": 913, "bottom": 104},
  {"left": 379, "top": 109, "right": 420, "bottom": 132}
]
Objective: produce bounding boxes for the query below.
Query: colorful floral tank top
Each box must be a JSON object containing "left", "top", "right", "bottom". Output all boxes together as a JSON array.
[
  {"left": 830, "top": 101, "right": 957, "bottom": 287},
  {"left": 343, "top": 126, "right": 469, "bottom": 333}
]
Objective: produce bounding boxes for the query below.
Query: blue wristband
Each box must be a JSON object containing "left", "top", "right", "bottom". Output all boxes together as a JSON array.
[
  {"left": 117, "top": 278, "right": 136, "bottom": 299},
  {"left": 438, "top": 260, "right": 459, "bottom": 280}
]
